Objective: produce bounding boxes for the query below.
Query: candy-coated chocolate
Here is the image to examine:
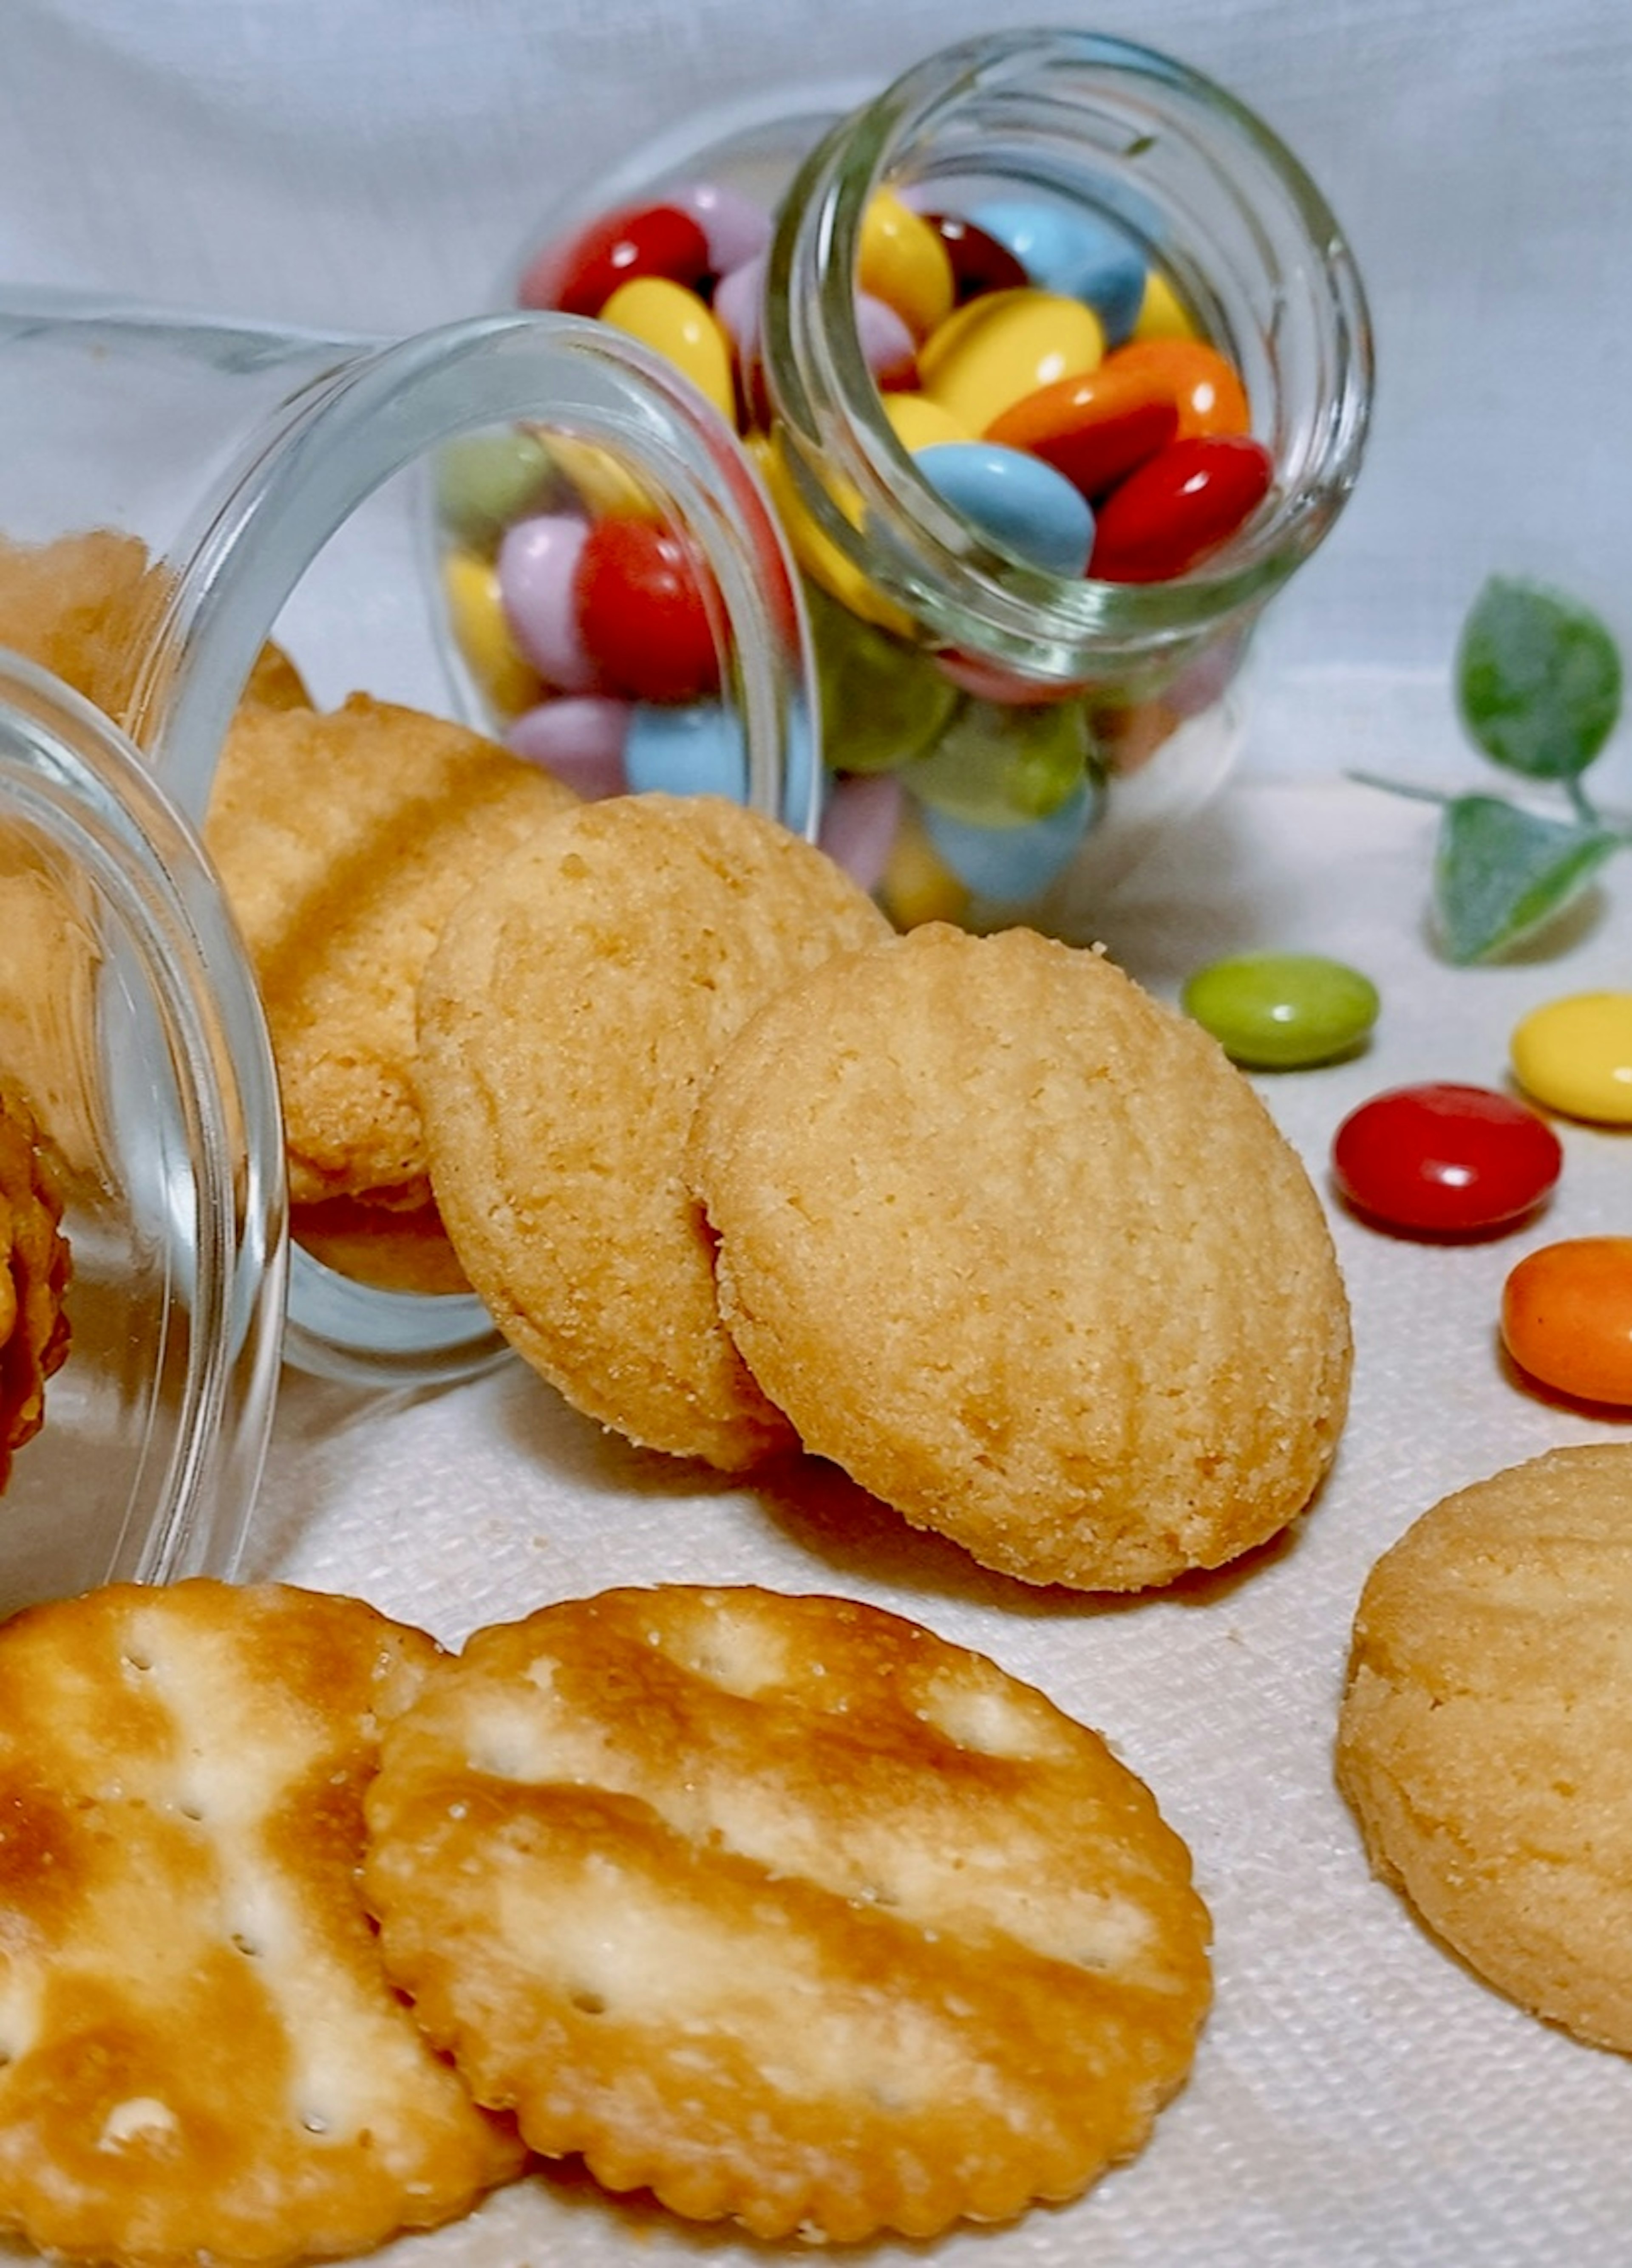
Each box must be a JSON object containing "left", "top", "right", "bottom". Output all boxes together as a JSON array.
[
  {"left": 664, "top": 178, "right": 773, "bottom": 274},
  {"left": 1103, "top": 338, "right": 1250, "bottom": 439},
  {"left": 443, "top": 550, "right": 542, "bottom": 718},
  {"left": 907, "top": 694, "right": 1091, "bottom": 827},
  {"left": 881, "top": 391, "right": 970, "bottom": 453},
  {"left": 808, "top": 584, "right": 957, "bottom": 772},
  {"left": 598, "top": 275, "right": 737, "bottom": 425},
  {"left": 969, "top": 198, "right": 1147, "bottom": 345},
  {"left": 506, "top": 695, "right": 632, "bottom": 797},
  {"left": 434, "top": 428, "right": 559, "bottom": 549},
  {"left": 923, "top": 777, "right": 1099, "bottom": 902},
  {"left": 1132, "top": 270, "right": 1198, "bottom": 342},
  {"left": 984, "top": 363, "right": 1179, "bottom": 499},
  {"left": 879, "top": 804, "right": 971, "bottom": 930},
  {"left": 497, "top": 513, "right": 597, "bottom": 690},
  {"left": 1501, "top": 1238, "right": 1632, "bottom": 1404},
  {"left": 918, "top": 211, "right": 1030, "bottom": 305},
  {"left": 858, "top": 190, "right": 956, "bottom": 340},
  {"left": 818, "top": 770, "right": 905, "bottom": 893},
  {"left": 572, "top": 517, "right": 722, "bottom": 705},
  {"left": 521, "top": 201, "right": 712, "bottom": 317},
  {"left": 1331, "top": 1082, "right": 1563, "bottom": 1236},
  {"left": 1510, "top": 991, "right": 1632, "bottom": 1124},
  {"left": 623, "top": 698, "right": 749, "bottom": 802},
  {"left": 753, "top": 431, "right": 912, "bottom": 636},
  {"left": 1091, "top": 434, "right": 1272, "bottom": 582},
  {"left": 919, "top": 288, "right": 1105, "bottom": 434},
  {"left": 547, "top": 432, "right": 660, "bottom": 520},
  {"left": 1182, "top": 951, "right": 1378, "bottom": 1069},
  {"left": 914, "top": 440, "right": 1096, "bottom": 577},
  {"left": 855, "top": 292, "right": 919, "bottom": 390}
]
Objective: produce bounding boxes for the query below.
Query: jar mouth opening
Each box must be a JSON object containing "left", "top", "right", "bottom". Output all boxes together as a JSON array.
[{"left": 766, "top": 25, "right": 1374, "bottom": 673}]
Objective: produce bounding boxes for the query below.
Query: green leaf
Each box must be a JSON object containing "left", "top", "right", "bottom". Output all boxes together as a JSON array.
[
  {"left": 1433, "top": 794, "right": 1623, "bottom": 963},
  {"left": 1456, "top": 575, "right": 1622, "bottom": 782}
]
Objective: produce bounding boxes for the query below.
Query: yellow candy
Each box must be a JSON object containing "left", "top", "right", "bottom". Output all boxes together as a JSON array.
[
  {"left": 858, "top": 190, "right": 955, "bottom": 341},
  {"left": 880, "top": 391, "right": 970, "bottom": 453},
  {"left": 1510, "top": 991, "right": 1632, "bottom": 1124},
  {"left": 919, "top": 288, "right": 1105, "bottom": 433},
  {"left": 1132, "top": 269, "right": 1198, "bottom": 343},
  {"left": 543, "top": 430, "right": 659, "bottom": 520},
  {"left": 878, "top": 803, "right": 970, "bottom": 930},
  {"left": 598, "top": 275, "right": 737, "bottom": 427},
  {"left": 752, "top": 429, "right": 914, "bottom": 639},
  {"left": 441, "top": 550, "right": 540, "bottom": 718}
]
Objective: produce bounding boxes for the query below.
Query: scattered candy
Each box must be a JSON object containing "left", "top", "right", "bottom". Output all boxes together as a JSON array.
[
  {"left": 1509, "top": 990, "right": 1632, "bottom": 1124},
  {"left": 1330, "top": 1082, "right": 1563, "bottom": 1237},
  {"left": 1500, "top": 1236, "right": 1632, "bottom": 1405},
  {"left": 1182, "top": 951, "right": 1378, "bottom": 1069}
]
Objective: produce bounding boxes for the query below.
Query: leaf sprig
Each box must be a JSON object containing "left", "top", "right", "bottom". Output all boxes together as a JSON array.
[{"left": 1354, "top": 576, "right": 1631, "bottom": 963}]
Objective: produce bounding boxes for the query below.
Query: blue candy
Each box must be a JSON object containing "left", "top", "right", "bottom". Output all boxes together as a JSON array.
[
  {"left": 915, "top": 441, "right": 1095, "bottom": 577},
  {"left": 923, "top": 777, "right": 1101, "bottom": 902},
  {"left": 623, "top": 695, "right": 824, "bottom": 834},
  {"left": 969, "top": 198, "right": 1148, "bottom": 345}
]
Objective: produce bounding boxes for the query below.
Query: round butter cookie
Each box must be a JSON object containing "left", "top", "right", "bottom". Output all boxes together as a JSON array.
[
  {"left": 415, "top": 792, "right": 890, "bottom": 1471},
  {"left": 0, "top": 1578, "right": 524, "bottom": 2267},
  {"left": 362, "top": 1583, "right": 1211, "bottom": 2244},
  {"left": 1337, "top": 1443, "right": 1632, "bottom": 2053},
  {"left": 687, "top": 921, "right": 1352, "bottom": 1589},
  {"left": 204, "top": 691, "right": 578, "bottom": 1213}
]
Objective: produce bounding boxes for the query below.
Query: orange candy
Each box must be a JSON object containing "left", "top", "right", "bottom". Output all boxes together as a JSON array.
[
  {"left": 1500, "top": 1236, "right": 1632, "bottom": 1406},
  {"left": 1099, "top": 338, "right": 1251, "bottom": 439},
  {"left": 983, "top": 361, "right": 1179, "bottom": 499}
]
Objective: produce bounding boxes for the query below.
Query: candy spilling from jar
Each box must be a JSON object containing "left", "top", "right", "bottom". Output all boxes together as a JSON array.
[{"left": 438, "top": 172, "right": 1272, "bottom": 923}]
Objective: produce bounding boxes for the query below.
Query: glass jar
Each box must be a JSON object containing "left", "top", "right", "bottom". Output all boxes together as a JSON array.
[
  {"left": 496, "top": 28, "right": 1374, "bottom": 936},
  {"left": 0, "top": 650, "right": 284, "bottom": 1612},
  {"left": 0, "top": 294, "right": 813, "bottom": 1389}
]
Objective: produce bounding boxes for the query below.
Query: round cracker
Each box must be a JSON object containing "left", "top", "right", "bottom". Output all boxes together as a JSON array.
[
  {"left": 1337, "top": 1443, "right": 1632, "bottom": 2053},
  {"left": 687, "top": 921, "right": 1352, "bottom": 1590},
  {"left": 362, "top": 1583, "right": 1211, "bottom": 2244},
  {"left": 204, "top": 693, "right": 578, "bottom": 1210},
  {"left": 414, "top": 792, "right": 890, "bottom": 1471},
  {"left": 0, "top": 1578, "right": 523, "bottom": 2266}
]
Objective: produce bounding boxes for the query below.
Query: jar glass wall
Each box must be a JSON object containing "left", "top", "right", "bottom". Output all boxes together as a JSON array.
[
  {"left": 500, "top": 30, "right": 1374, "bottom": 936},
  {"left": 0, "top": 297, "right": 814, "bottom": 1388}
]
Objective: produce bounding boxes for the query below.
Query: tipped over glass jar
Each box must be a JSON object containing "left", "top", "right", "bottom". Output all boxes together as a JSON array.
[{"left": 486, "top": 26, "right": 1374, "bottom": 935}]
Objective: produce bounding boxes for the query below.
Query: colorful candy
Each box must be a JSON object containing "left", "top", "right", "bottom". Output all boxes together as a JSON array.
[
  {"left": 1182, "top": 952, "right": 1378, "bottom": 1069},
  {"left": 1510, "top": 991, "right": 1632, "bottom": 1124},
  {"left": 1500, "top": 1237, "right": 1632, "bottom": 1405},
  {"left": 441, "top": 161, "right": 1274, "bottom": 918},
  {"left": 1330, "top": 1083, "right": 1563, "bottom": 1237}
]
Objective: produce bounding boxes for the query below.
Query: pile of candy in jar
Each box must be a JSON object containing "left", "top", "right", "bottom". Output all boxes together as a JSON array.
[{"left": 436, "top": 173, "right": 1273, "bottom": 925}]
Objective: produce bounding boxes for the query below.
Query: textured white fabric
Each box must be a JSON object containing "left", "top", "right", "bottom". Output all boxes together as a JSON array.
[{"left": 3, "top": 0, "right": 1631, "bottom": 687}]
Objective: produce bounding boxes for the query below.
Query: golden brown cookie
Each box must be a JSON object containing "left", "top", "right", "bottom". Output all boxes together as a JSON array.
[
  {"left": 415, "top": 793, "right": 890, "bottom": 1471},
  {"left": 0, "top": 1578, "right": 524, "bottom": 2266},
  {"left": 1337, "top": 1443, "right": 1632, "bottom": 2053},
  {"left": 362, "top": 1583, "right": 1211, "bottom": 2243},
  {"left": 0, "top": 1082, "right": 71, "bottom": 1493},
  {"left": 687, "top": 921, "right": 1352, "bottom": 1589},
  {"left": 205, "top": 692, "right": 578, "bottom": 1212},
  {"left": 0, "top": 529, "right": 165, "bottom": 721}
]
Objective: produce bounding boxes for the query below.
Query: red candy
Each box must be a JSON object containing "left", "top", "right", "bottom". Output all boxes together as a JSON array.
[
  {"left": 520, "top": 202, "right": 713, "bottom": 317},
  {"left": 985, "top": 362, "right": 1179, "bottom": 501},
  {"left": 921, "top": 212, "right": 1031, "bottom": 305},
  {"left": 1330, "top": 1082, "right": 1564, "bottom": 1237},
  {"left": 1091, "top": 434, "right": 1273, "bottom": 582},
  {"left": 572, "top": 517, "right": 722, "bottom": 704}
]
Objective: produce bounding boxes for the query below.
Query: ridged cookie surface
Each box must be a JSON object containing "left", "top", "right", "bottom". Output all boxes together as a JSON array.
[
  {"left": 0, "top": 1579, "right": 524, "bottom": 2266},
  {"left": 1337, "top": 1443, "right": 1632, "bottom": 2053},
  {"left": 363, "top": 1583, "right": 1211, "bottom": 2243},
  {"left": 688, "top": 922, "right": 1352, "bottom": 1589},
  {"left": 205, "top": 693, "right": 578, "bottom": 1211},
  {"left": 415, "top": 793, "right": 890, "bottom": 1471}
]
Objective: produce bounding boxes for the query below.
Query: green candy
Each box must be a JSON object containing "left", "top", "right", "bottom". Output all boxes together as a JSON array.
[
  {"left": 1181, "top": 951, "right": 1379, "bottom": 1069},
  {"left": 906, "top": 694, "right": 1092, "bottom": 827},
  {"left": 808, "top": 585, "right": 958, "bottom": 775},
  {"left": 434, "top": 427, "right": 561, "bottom": 550}
]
